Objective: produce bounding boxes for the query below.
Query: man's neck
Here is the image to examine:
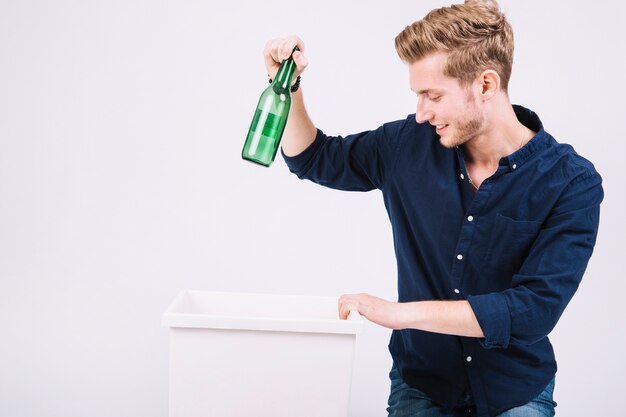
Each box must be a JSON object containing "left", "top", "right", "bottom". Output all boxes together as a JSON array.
[
  {"left": 463, "top": 103, "right": 535, "bottom": 190},
  {"left": 464, "top": 104, "right": 534, "bottom": 170}
]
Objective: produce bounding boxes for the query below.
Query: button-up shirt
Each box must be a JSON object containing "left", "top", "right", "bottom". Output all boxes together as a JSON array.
[{"left": 282, "top": 105, "right": 603, "bottom": 417}]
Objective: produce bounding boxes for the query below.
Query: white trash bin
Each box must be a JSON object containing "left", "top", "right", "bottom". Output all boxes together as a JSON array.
[{"left": 162, "top": 290, "right": 363, "bottom": 417}]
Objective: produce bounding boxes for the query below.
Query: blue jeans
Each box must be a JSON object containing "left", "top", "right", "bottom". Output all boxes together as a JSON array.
[{"left": 387, "top": 365, "right": 556, "bottom": 417}]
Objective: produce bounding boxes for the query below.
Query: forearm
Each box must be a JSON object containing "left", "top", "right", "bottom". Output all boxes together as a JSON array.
[
  {"left": 281, "top": 88, "right": 317, "bottom": 157},
  {"left": 338, "top": 294, "right": 485, "bottom": 338},
  {"left": 402, "top": 300, "right": 484, "bottom": 338}
]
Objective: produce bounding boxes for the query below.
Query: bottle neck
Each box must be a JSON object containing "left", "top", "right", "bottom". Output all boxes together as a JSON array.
[{"left": 272, "top": 49, "right": 298, "bottom": 94}]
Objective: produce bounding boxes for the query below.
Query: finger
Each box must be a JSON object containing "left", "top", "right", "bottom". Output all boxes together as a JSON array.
[
  {"left": 292, "top": 51, "right": 309, "bottom": 75},
  {"left": 338, "top": 295, "right": 358, "bottom": 320},
  {"left": 340, "top": 304, "right": 353, "bottom": 320},
  {"left": 347, "top": 310, "right": 359, "bottom": 320},
  {"left": 338, "top": 295, "right": 346, "bottom": 319},
  {"left": 338, "top": 296, "right": 346, "bottom": 319},
  {"left": 263, "top": 39, "right": 282, "bottom": 73},
  {"left": 277, "top": 35, "right": 305, "bottom": 61}
]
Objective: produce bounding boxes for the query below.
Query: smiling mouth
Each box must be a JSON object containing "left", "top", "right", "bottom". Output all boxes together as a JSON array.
[{"left": 434, "top": 124, "right": 449, "bottom": 133}]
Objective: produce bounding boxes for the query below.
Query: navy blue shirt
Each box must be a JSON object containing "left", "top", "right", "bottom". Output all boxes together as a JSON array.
[{"left": 282, "top": 105, "right": 603, "bottom": 417}]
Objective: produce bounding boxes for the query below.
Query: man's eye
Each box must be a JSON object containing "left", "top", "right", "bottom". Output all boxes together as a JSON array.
[{"left": 430, "top": 96, "right": 441, "bottom": 102}]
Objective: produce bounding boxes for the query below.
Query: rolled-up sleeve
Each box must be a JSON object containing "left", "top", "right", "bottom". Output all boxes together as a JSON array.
[
  {"left": 468, "top": 171, "right": 603, "bottom": 349},
  {"left": 467, "top": 292, "right": 512, "bottom": 349}
]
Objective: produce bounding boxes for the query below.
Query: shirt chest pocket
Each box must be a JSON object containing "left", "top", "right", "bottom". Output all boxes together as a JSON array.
[{"left": 483, "top": 213, "right": 542, "bottom": 277}]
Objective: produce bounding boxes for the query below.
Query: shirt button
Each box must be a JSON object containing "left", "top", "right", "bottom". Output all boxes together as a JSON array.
[
  {"left": 460, "top": 173, "right": 465, "bottom": 180},
  {"left": 457, "top": 254, "right": 463, "bottom": 260},
  {"left": 513, "top": 164, "right": 517, "bottom": 169},
  {"left": 454, "top": 289, "right": 460, "bottom": 294},
  {"left": 466, "top": 356, "right": 472, "bottom": 362},
  {"left": 467, "top": 215, "right": 474, "bottom": 222}
]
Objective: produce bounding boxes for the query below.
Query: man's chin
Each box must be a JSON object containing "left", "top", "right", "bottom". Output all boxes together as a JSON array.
[
  {"left": 439, "top": 131, "right": 475, "bottom": 149},
  {"left": 438, "top": 135, "right": 460, "bottom": 149}
]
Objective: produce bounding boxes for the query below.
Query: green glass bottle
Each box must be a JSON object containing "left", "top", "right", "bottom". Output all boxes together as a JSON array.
[{"left": 242, "top": 48, "right": 298, "bottom": 167}]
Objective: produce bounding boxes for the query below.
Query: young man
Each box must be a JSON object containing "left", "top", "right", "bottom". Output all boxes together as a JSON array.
[{"left": 264, "top": 1, "right": 602, "bottom": 416}]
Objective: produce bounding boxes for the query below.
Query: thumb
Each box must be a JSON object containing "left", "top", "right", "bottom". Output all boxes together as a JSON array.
[{"left": 292, "top": 51, "right": 309, "bottom": 74}]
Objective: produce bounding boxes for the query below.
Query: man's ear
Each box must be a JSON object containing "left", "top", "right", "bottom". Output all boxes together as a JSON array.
[{"left": 478, "top": 70, "right": 500, "bottom": 100}]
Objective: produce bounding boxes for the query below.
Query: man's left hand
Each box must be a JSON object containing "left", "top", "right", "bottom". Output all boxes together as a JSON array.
[{"left": 338, "top": 293, "right": 408, "bottom": 330}]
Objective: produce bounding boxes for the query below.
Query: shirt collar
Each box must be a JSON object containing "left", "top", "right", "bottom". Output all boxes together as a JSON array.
[{"left": 498, "top": 105, "right": 550, "bottom": 172}]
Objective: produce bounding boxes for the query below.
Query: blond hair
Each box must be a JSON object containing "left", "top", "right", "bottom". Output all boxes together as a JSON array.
[{"left": 395, "top": 0, "right": 514, "bottom": 92}]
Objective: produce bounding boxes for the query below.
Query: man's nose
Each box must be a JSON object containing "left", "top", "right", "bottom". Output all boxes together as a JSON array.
[{"left": 415, "top": 100, "right": 434, "bottom": 124}]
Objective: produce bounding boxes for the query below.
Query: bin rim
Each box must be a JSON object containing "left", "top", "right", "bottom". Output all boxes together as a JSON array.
[{"left": 162, "top": 290, "right": 364, "bottom": 335}]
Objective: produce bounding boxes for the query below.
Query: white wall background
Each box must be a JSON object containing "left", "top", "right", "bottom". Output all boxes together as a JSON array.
[{"left": 1, "top": 0, "right": 624, "bottom": 416}]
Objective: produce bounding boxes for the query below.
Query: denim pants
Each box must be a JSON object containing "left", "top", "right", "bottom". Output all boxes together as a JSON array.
[{"left": 387, "top": 365, "right": 557, "bottom": 417}]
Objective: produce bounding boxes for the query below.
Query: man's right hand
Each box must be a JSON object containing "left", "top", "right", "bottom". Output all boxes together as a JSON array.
[{"left": 263, "top": 36, "right": 309, "bottom": 83}]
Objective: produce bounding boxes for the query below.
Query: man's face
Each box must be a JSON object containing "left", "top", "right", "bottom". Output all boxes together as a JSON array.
[{"left": 409, "top": 53, "right": 485, "bottom": 148}]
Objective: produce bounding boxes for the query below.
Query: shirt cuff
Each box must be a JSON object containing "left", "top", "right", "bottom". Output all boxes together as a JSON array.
[
  {"left": 281, "top": 129, "right": 326, "bottom": 175},
  {"left": 467, "top": 292, "right": 511, "bottom": 349}
]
